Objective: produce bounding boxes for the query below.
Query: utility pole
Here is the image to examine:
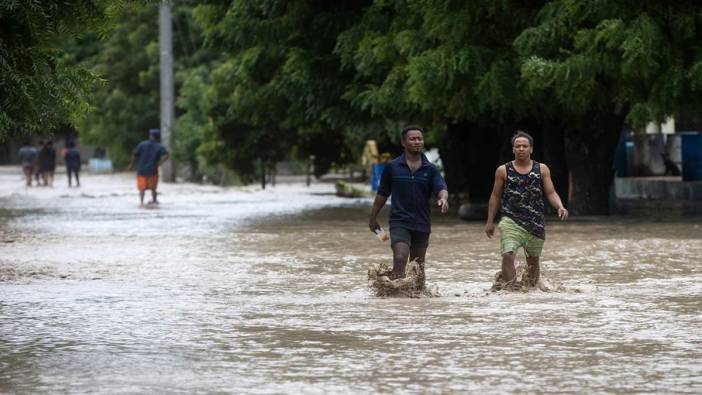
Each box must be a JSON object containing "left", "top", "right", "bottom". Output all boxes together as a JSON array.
[{"left": 159, "top": 1, "right": 175, "bottom": 182}]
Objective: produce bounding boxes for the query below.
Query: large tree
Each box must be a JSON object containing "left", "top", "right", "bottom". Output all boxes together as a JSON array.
[
  {"left": 185, "top": 0, "right": 372, "bottom": 184},
  {"left": 76, "top": 2, "right": 204, "bottom": 168},
  {"left": 335, "top": 0, "right": 545, "bottom": 203},
  {"left": 516, "top": 0, "right": 702, "bottom": 214},
  {"left": 0, "top": 0, "right": 121, "bottom": 141}
]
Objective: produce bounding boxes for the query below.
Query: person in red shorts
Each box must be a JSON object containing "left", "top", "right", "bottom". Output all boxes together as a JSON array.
[{"left": 128, "top": 129, "right": 170, "bottom": 207}]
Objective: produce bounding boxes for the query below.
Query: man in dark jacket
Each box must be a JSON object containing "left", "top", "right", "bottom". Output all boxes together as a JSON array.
[{"left": 368, "top": 126, "right": 449, "bottom": 279}]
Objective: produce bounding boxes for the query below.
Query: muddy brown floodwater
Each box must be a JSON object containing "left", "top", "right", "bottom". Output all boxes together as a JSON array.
[{"left": 1, "top": 168, "right": 701, "bottom": 393}]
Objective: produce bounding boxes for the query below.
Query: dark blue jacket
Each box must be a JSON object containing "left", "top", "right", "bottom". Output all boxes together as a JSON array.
[{"left": 377, "top": 152, "right": 448, "bottom": 233}]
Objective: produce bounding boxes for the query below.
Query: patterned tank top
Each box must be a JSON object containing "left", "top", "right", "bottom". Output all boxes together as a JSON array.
[{"left": 501, "top": 161, "right": 545, "bottom": 239}]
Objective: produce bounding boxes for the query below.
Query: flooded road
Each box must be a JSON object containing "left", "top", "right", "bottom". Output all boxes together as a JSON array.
[{"left": 1, "top": 168, "right": 701, "bottom": 393}]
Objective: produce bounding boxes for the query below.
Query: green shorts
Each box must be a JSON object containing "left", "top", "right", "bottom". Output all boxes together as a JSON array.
[{"left": 498, "top": 216, "right": 544, "bottom": 257}]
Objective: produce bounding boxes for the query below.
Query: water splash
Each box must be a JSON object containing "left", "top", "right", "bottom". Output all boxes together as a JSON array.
[
  {"left": 368, "top": 259, "right": 439, "bottom": 298},
  {"left": 490, "top": 260, "right": 574, "bottom": 293}
]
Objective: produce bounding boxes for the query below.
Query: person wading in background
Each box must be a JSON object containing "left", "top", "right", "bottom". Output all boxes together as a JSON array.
[
  {"left": 18, "top": 141, "right": 38, "bottom": 187},
  {"left": 128, "top": 129, "right": 170, "bottom": 207},
  {"left": 63, "top": 141, "right": 82, "bottom": 187},
  {"left": 38, "top": 140, "right": 56, "bottom": 187}
]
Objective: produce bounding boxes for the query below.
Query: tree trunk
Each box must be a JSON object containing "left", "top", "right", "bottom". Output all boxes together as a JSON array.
[
  {"left": 469, "top": 124, "right": 506, "bottom": 203},
  {"left": 306, "top": 157, "right": 312, "bottom": 186},
  {"left": 564, "top": 111, "right": 626, "bottom": 215},
  {"left": 542, "top": 121, "right": 569, "bottom": 208},
  {"left": 440, "top": 122, "right": 471, "bottom": 207},
  {"left": 260, "top": 160, "right": 266, "bottom": 190},
  {"left": 440, "top": 121, "right": 504, "bottom": 204}
]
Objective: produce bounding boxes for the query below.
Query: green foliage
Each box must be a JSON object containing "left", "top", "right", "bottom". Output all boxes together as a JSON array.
[
  {"left": 181, "top": 0, "right": 371, "bottom": 180},
  {"left": 10, "top": 0, "right": 702, "bottom": 201},
  {"left": 0, "top": 0, "right": 121, "bottom": 141},
  {"left": 516, "top": 1, "right": 702, "bottom": 127},
  {"left": 336, "top": 0, "right": 539, "bottom": 125},
  {"left": 174, "top": 65, "right": 210, "bottom": 179},
  {"left": 76, "top": 2, "right": 205, "bottom": 169},
  {"left": 75, "top": 5, "right": 159, "bottom": 167}
]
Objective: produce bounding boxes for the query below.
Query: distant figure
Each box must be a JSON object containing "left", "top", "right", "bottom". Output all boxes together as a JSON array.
[
  {"left": 34, "top": 140, "right": 43, "bottom": 186},
  {"left": 661, "top": 153, "right": 681, "bottom": 176},
  {"left": 368, "top": 125, "right": 449, "bottom": 280},
  {"left": 17, "top": 142, "right": 38, "bottom": 187},
  {"left": 93, "top": 147, "right": 106, "bottom": 158},
  {"left": 128, "top": 128, "right": 169, "bottom": 207},
  {"left": 63, "top": 141, "right": 82, "bottom": 187},
  {"left": 38, "top": 140, "right": 56, "bottom": 187},
  {"left": 485, "top": 130, "right": 568, "bottom": 290}
]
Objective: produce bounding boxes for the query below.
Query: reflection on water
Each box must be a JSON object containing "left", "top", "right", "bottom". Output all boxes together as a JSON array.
[{"left": 1, "top": 170, "right": 701, "bottom": 393}]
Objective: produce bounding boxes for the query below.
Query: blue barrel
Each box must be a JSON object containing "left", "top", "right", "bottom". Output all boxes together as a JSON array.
[
  {"left": 371, "top": 163, "right": 385, "bottom": 192},
  {"left": 614, "top": 131, "right": 629, "bottom": 177},
  {"left": 681, "top": 133, "right": 702, "bottom": 181}
]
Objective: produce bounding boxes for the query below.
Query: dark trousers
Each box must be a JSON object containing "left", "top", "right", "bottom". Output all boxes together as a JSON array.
[{"left": 67, "top": 167, "right": 80, "bottom": 186}]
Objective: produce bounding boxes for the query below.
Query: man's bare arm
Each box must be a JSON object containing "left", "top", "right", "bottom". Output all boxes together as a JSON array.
[
  {"left": 437, "top": 189, "right": 449, "bottom": 213},
  {"left": 127, "top": 155, "right": 137, "bottom": 171},
  {"left": 541, "top": 164, "right": 568, "bottom": 220},
  {"left": 157, "top": 153, "right": 170, "bottom": 167},
  {"left": 485, "top": 166, "right": 506, "bottom": 238}
]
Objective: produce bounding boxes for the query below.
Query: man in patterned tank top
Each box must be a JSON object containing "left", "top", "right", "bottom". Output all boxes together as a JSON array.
[{"left": 484, "top": 131, "right": 568, "bottom": 289}]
